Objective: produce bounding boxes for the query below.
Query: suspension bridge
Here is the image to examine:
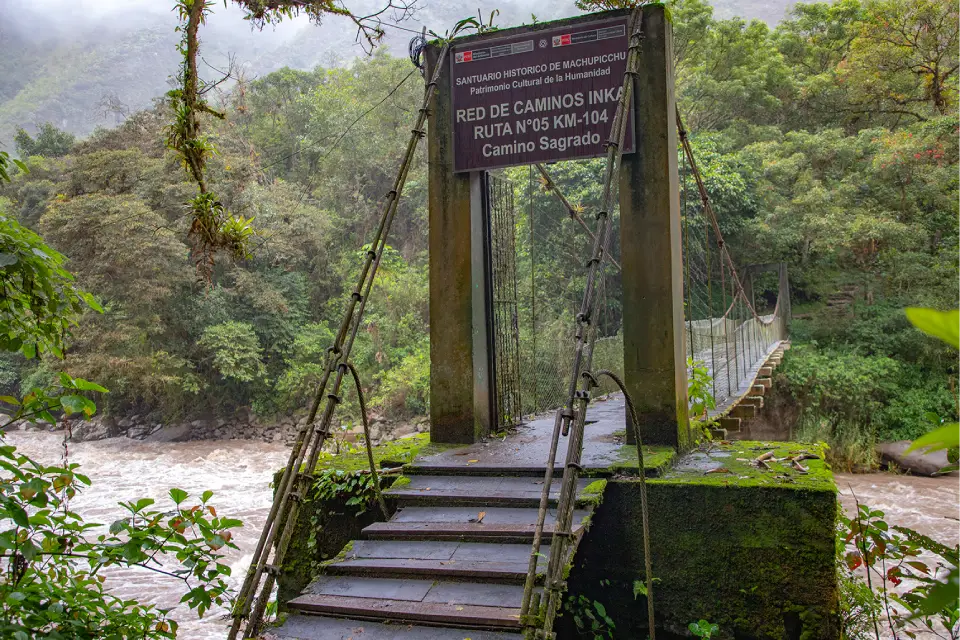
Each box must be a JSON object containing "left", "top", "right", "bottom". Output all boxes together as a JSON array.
[{"left": 230, "top": 7, "right": 835, "bottom": 640}]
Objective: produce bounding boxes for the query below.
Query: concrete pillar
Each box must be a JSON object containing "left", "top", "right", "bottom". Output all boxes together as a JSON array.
[
  {"left": 426, "top": 46, "right": 492, "bottom": 444},
  {"left": 620, "top": 6, "right": 690, "bottom": 449}
]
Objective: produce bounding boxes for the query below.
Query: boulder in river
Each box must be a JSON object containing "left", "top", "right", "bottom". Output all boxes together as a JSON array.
[{"left": 876, "top": 441, "right": 956, "bottom": 477}]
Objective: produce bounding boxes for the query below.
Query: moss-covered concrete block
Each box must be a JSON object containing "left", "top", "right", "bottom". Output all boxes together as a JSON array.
[{"left": 563, "top": 442, "right": 838, "bottom": 639}]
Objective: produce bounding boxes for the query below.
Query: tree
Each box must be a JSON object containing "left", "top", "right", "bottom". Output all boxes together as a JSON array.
[
  {"left": 843, "top": 0, "right": 959, "bottom": 121},
  {"left": 0, "top": 135, "right": 240, "bottom": 640},
  {"left": 14, "top": 123, "right": 75, "bottom": 159}
]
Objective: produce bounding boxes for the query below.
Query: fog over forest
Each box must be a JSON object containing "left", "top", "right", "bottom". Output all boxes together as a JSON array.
[{"left": 0, "top": 0, "right": 792, "bottom": 148}]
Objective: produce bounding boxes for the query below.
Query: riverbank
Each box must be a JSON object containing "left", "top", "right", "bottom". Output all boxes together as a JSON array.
[{"left": 2, "top": 409, "right": 430, "bottom": 447}]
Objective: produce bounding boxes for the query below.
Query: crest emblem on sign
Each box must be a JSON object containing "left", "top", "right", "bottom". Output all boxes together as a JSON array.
[
  {"left": 455, "top": 51, "right": 465, "bottom": 63},
  {"left": 551, "top": 35, "right": 561, "bottom": 47}
]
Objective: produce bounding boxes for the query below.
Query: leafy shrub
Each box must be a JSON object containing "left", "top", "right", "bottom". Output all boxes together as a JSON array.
[
  {"left": 372, "top": 342, "right": 430, "bottom": 418},
  {"left": 198, "top": 321, "right": 265, "bottom": 383},
  {"left": 0, "top": 444, "right": 241, "bottom": 639}
]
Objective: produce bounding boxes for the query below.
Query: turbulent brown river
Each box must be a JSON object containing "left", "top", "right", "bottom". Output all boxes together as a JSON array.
[
  {"left": 5, "top": 431, "right": 959, "bottom": 639},
  {"left": 7, "top": 431, "right": 291, "bottom": 640}
]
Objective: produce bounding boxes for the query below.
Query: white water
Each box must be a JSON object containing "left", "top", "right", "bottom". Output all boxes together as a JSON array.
[
  {"left": 3, "top": 431, "right": 958, "bottom": 639},
  {"left": 6, "top": 430, "right": 291, "bottom": 640}
]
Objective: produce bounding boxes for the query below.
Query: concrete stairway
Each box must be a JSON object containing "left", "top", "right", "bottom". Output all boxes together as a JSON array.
[
  {"left": 270, "top": 469, "right": 596, "bottom": 640},
  {"left": 722, "top": 343, "right": 788, "bottom": 440}
]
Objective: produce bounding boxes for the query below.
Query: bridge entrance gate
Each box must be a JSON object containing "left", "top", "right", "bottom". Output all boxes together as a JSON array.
[
  {"left": 483, "top": 168, "right": 625, "bottom": 433},
  {"left": 427, "top": 7, "right": 690, "bottom": 446}
]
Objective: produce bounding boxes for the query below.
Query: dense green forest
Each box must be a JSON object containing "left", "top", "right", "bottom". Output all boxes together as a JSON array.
[{"left": 0, "top": 0, "right": 956, "bottom": 466}]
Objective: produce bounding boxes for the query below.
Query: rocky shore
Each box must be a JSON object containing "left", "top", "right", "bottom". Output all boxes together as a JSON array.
[{"left": 3, "top": 409, "right": 430, "bottom": 447}]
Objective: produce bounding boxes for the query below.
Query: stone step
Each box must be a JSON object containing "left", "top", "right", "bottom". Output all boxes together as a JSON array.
[
  {"left": 272, "top": 614, "right": 521, "bottom": 639},
  {"left": 326, "top": 540, "right": 545, "bottom": 583},
  {"left": 286, "top": 594, "right": 523, "bottom": 630},
  {"left": 750, "top": 384, "right": 766, "bottom": 396},
  {"left": 718, "top": 417, "right": 740, "bottom": 433},
  {"left": 740, "top": 396, "right": 764, "bottom": 409},
  {"left": 731, "top": 404, "right": 757, "bottom": 419},
  {"left": 758, "top": 366, "right": 773, "bottom": 377},
  {"left": 385, "top": 475, "right": 592, "bottom": 508},
  {"left": 365, "top": 506, "right": 590, "bottom": 542},
  {"left": 363, "top": 520, "right": 582, "bottom": 543},
  {"left": 756, "top": 378, "right": 772, "bottom": 389}
]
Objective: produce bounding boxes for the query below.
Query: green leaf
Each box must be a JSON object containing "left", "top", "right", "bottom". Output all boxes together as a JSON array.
[
  {"left": 8, "top": 503, "right": 29, "bottom": 527},
  {"left": 0, "top": 253, "right": 18, "bottom": 267},
  {"left": 905, "top": 423, "right": 959, "bottom": 454},
  {"left": 80, "top": 291, "right": 104, "bottom": 313},
  {"left": 905, "top": 308, "right": 959, "bottom": 349},
  {"left": 72, "top": 378, "right": 109, "bottom": 393},
  {"left": 911, "top": 567, "right": 959, "bottom": 617},
  {"left": 201, "top": 490, "right": 213, "bottom": 503},
  {"left": 133, "top": 497, "right": 156, "bottom": 512},
  {"left": 60, "top": 394, "right": 93, "bottom": 416},
  {"left": 170, "top": 488, "right": 188, "bottom": 504},
  {"left": 633, "top": 580, "right": 646, "bottom": 599}
]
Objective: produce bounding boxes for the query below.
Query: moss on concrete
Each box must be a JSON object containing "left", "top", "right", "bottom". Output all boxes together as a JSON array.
[
  {"left": 562, "top": 441, "right": 839, "bottom": 640},
  {"left": 309, "top": 433, "right": 438, "bottom": 474},
  {"left": 390, "top": 475, "right": 412, "bottom": 489},
  {"left": 655, "top": 441, "right": 834, "bottom": 490},
  {"left": 601, "top": 444, "right": 676, "bottom": 477},
  {"left": 577, "top": 479, "right": 608, "bottom": 508}
]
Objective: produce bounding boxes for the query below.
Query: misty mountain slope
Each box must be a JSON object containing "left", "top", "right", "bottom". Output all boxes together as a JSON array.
[{"left": 0, "top": 0, "right": 795, "bottom": 151}]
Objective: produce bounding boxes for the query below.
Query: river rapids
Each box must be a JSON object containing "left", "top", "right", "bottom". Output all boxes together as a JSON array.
[{"left": 3, "top": 431, "right": 958, "bottom": 639}]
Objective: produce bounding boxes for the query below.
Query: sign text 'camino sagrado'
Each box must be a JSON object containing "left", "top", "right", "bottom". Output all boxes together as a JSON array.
[{"left": 451, "top": 16, "right": 634, "bottom": 172}]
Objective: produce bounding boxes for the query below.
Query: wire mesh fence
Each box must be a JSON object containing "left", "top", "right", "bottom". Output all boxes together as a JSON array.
[
  {"left": 488, "top": 174, "right": 524, "bottom": 429},
  {"left": 485, "top": 151, "right": 789, "bottom": 425},
  {"left": 679, "top": 150, "right": 788, "bottom": 415},
  {"left": 509, "top": 164, "right": 624, "bottom": 419}
]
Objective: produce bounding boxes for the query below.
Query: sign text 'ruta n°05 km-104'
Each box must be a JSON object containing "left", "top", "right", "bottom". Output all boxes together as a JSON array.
[{"left": 451, "top": 16, "right": 636, "bottom": 172}]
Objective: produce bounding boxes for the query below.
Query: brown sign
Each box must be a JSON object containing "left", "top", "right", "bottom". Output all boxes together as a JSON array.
[{"left": 450, "top": 16, "right": 634, "bottom": 173}]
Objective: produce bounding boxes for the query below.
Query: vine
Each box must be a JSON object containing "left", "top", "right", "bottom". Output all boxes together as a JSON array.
[
  {"left": 167, "top": 0, "right": 425, "bottom": 282},
  {"left": 168, "top": 0, "right": 254, "bottom": 283}
]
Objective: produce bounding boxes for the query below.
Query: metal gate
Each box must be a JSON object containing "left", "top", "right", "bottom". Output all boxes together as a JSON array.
[{"left": 486, "top": 173, "right": 523, "bottom": 431}]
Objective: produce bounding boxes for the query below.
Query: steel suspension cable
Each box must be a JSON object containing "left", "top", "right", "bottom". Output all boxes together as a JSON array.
[
  {"left": 227, "top": 41, "right": 452, "bottom": 640},
  {"left": 520, "top": 9, "right": 650, "bottom": 638},
  {"left": 676, "top": 109, "right": 780, "bottom": 328},
  {"left": 535, "top": 163, "right": 622, "bottom": 272},
  {"left": 676, "top": 110, "right": 789, "bottom": 409}
]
